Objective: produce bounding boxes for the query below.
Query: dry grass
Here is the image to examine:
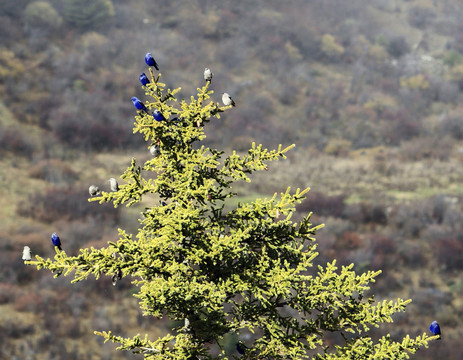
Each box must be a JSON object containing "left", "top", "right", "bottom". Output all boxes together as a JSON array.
[{"left": 251, "top": 143, "right": 463, "bottom": 205}]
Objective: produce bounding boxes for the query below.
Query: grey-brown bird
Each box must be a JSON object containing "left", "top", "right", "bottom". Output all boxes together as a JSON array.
[
  {"left": 222, "top": 93, "right": 235, "bottom": 107},
  {"left": 109, "top": 178, "right": 119, "bottom": 192},
  {"left": 150, "top": 144, "right": 161, "bottom": 157},
  {"left": 204, "top": 68, "right": 213, "bottom": 81},
  {"left": 22, "top": 246, "right": 31, "bottom": 261},
  {"left": 89, "top": 185, "right": 100, "bottom": 196}
]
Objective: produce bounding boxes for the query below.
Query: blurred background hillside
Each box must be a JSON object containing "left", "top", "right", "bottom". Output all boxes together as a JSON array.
[{"left": 1, "top": 0, "right": 463, "bottom": 358}]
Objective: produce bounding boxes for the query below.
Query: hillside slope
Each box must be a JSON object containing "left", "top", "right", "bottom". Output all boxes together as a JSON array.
[{"left": 1, "top": 0, "right": 463, "bottom": 358}]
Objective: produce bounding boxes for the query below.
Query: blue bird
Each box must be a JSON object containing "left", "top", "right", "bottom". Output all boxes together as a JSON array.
[
  {"left": 429, "top": 320, "right": 441, "bottom": 339},
  {"left": 51, "top": 232, "right": 62, "bottom": 250},
  {"left": 153, "top": 110, "right": 165, "bottom": 122},
  {"left": 145, "top": 52, "right": 159, "bottom": 71},
  {"left": 139, "top": 73, "right": 150, "bottom": 86},
  {"left": 131, "top": 97, "right": 149, "bottom": 114}
]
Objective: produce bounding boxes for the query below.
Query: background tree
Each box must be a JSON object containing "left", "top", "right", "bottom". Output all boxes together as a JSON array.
[
  {"left": 27, "top": 59, "right": 437, "bottom": 359},
  {"left": 24, "top": 1, "right": 62, "bottom": 33},
  {"left": 63, "top": 0, "right": 114, "bottom": 30}
]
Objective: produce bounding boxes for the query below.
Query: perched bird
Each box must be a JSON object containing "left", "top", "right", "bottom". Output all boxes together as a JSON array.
[
  {"left": 89, "top": 185, "right": 100, "bottom": 196},
  {"left": 51, "top": 232, "right": 62, "bottom": 251},
  {"left": 109, "top": 178, "right": 119, "bottom": 192},
  {"left": 236, "top": 342, "right": 247, "bottom": 355},
  {"left": 182, "top": 317, "right": 191, "bottom": 332},
  {"left": 152, "top": 110, "right": 166, "bottom": 122},
  {"left": 131, "top": 97, "right": 149, "bottom": 114},
  {"left": 204, "top": 67, "right": 213, "bottom": 81},
  {"left": 222, "top": 93, "right": 235, "bottom": 107},
  {"left": 170, "top": 117, "right": 179, "bottom": 126},
  {"left": 150, "top": 144, "right": 161, "bottom": 157},
  {"left": 145, "top": 52, "right": 159, "bottom": 70},
  {"left": 139, "top": 73, "right": 150, "bottom": 86},
  {"left": 112, "top": 269, "right": 122, "bottom": 286},
  {"left": 429, "top": 320, "right": 441, "bottom": 339},
  {"left": 22, "top": 246, "right": 31, "bottom": 261}
]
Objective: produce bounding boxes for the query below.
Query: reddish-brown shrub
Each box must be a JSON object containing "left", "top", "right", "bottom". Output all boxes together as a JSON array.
[
  {"left": 0, "top": 126, "right": 35, "bottom": 159},
  {"left": 17, "top": 186, "right": 120, "bottom": 224},
  {"left": 0, "top": 283, "right": 20, "bottom": 304},
  {"left": 399, "top": 243, "right": 425, "bottom": 267},
  {"left": 29, "top": 159, "right": 79, "bottom": 184},
  {"left": 13, "top": 292, "right": 43, "bottom": 312},
  {"left": 336, "top": 231, "right": 361, "bottom": 250},
  {"left": 299, "top": 191, "right": 346, "bottom": 218},
  {"left": 436, "top": 237, "right": 463, "bottom": 271},
  {"left": 372, "top": 235, "right": 396, "bottom": 254},
  {"left": 369, "top": 235, "right": 398, "bottom": 271}
]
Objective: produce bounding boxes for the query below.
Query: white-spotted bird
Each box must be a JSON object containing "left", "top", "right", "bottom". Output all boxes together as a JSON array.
[
  {"left": 22, "top": 246, "right": 31, "bottom": 261},
  {"left": 109, "top": 178, "right": 119, "bottom": 192},
  {"left": 204, "top": 68, "right": 213, "bottom": 81},
  {"left": 222, "top": 93, "right": 235, "bottom": 107},
  {"left": 89, "top": 185, "right": 100, "bottom": 196},
  {"left": 150, "top": 144, "right": 161, "bottom": 157}
]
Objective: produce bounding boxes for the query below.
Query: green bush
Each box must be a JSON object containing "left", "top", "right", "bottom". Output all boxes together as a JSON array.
[
  {"left": 24, "top": 1, "right": 62, "bottom": 31},
  {"left": 63, "top": 0, "right": 114, "bottom": 30},
  {"left": 443, "top": 50, "right": 462, "bottom": 68},
  {"left": 0, "top": 0, "right": 31, "bottom": 17}
]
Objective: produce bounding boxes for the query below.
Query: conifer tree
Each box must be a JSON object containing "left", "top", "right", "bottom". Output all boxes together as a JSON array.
[{"left": 27, "top": 61, "right": 438, "bottom": 359}]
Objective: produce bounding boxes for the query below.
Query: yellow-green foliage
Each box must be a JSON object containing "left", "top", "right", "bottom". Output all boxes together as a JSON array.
[
  {"left": 367, "top": 44, "right": 388, "bottom": 62},
  {"left": 449, "top": 63, "right": 463, "bottom": 82},
  {"left": 63, "top": 0, "right": 114, "bottom": 29},
  {"left": 321, "top": 34, "right": 345, "bottom": 58},
  {"left": 0, "top": 49, "right": 25, "bottom": 81},
  {"left": 324, "top": 138, "right": 352, "bottom": 156},
  {"left": 400, "top": 74, "right": 429, "bottom": 90},
  {"left": 363, "top": 94, "right": 397, "bottom": 113},
  {"left": 27, "top": 66, "right": 436, "bottom": 359},
  {"left": 285, "top": 41, "right": 303, "bottom": 62},
  {"left": 443, "top": 50, "right": 462, "bottom": 68},
  {"left": 24, "top": 1, "right": 62, "bottom": 30}
]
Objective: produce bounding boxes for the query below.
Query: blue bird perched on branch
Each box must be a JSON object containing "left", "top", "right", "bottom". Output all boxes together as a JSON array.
[
  {"left": 51, "top": 232, "right": 62, "bottom": 251},
  {"left": 139, "top": 73, "right": 150, "bottom": 86},
  {"left": 145, "top": 52, "right": 159, "bottom": 71},
  {"left": 131, "top": 97, "right": 149, "bottom": 114},
  {"left": 429, "top": 320, "right": 441, "bottom": 339},
  {"left": 152, "top": 110, "right": 165, "bottom": 122}
]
